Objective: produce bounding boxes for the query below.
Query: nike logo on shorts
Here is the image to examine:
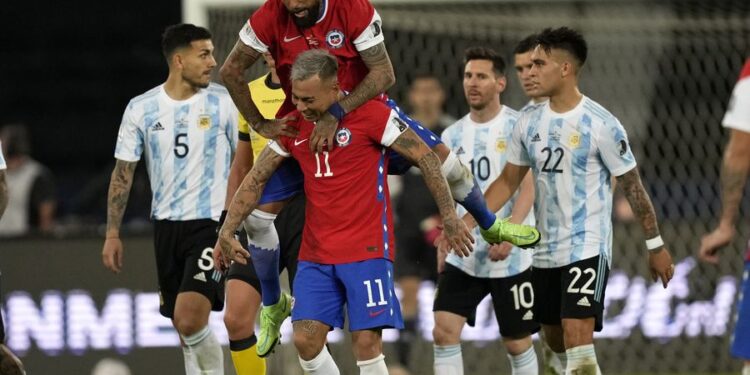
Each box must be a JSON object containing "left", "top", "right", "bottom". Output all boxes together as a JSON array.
[
  {"left": 294, "top": 138, "right": 308, "bottom": 146},
  {"left": 368, "top": 309, "right": 387, "bottom": 317}
]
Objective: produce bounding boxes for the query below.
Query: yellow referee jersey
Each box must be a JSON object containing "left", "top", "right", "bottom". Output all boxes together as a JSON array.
[{"left": 238, "top": 73, "right": 285, "bottom": 160}]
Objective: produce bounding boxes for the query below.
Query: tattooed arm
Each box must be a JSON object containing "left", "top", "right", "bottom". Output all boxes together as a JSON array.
[
  {"left": 102, "top": 159, "right": 138, "bottom": 273},
  {"left": 700, "top": 128, "right": 750, "bottom": 263},
  {"left": 617, "top": 167, "right": 674, "bottom": 287},
  {"left": 218, "top": 146, "right": 286, "bottom": 264},
  {"left": 0, "top": 171, "right": 7, "bottom": 219},
  {"left": 339, "top": 42, "right": 395, "bottom": 113},
  {"left": 220, "top": 41, "right": 297, "bottom": 140},
  {"left": 309, "top": 42, "right": 396, "bottom": 152},
  {"left": 389, "top": 128, "right": 474, "bottom": 255}
]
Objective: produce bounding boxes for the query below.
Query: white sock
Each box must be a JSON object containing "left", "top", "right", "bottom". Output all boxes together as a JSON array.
[
  {"left": 565, "top": 344, "right": 601, "bottom": 375},
  {"left": 743, "top": 363, "right": 750, "bottom": 375},
  {"left": 243, "top": 209, "right": 279, "bottom": 249},
  {"left": 357, "top": 353, "right": 388, "bottom": 375},
  {"left": 434, "top": 344, "right": 463, "bottom": 375},
  {"left": 508, "top": 346, "right": 538, "bottom": 375},
  {"left": 299, "top": 346, "right": 340, "bottom": 375},
  {"left": 440, "top": 152, "right": 473, "bottom": 201},
  {"left": 553, "top": 351, "right": 567, "bottom": 374},
  {"left": 181, "top": 326, "right": 223, "bottom": 375}
]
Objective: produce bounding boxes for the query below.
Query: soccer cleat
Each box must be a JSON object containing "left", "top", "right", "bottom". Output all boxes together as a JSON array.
[
  {"left": 479, "top": 217, "right": 541, "bottom": 248},
  {"left": 256, "top": 292, "right": 293, "bottom": 357}
]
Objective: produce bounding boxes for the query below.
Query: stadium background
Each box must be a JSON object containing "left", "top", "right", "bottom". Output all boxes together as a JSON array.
[{"left": 1, "top": 0, "right": 749, "bottom": 373}]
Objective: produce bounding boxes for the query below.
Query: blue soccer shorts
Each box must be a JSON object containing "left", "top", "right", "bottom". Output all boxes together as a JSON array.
[
  {"left": 731, "top": 261, "right": 750, "bottom": 359},
  {"left": 292, "top": 258, "right": 404, "bottom": 331},
  {"left": 384, "top": 98, "right": 444, "bottom": 175},
  {"left": 258, "top": 158, "right": 303, "bottom": 205}
]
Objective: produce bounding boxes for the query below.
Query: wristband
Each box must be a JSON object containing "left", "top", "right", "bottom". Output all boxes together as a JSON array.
[
  {"left": 327, "top": 102, "right": 346, "bottom": 121},
  {"left": 645, "top": 235, "right": 664, "bottom": 251}
]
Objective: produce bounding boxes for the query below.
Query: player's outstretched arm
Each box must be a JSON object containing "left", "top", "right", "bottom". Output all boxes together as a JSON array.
[
  {"left": 477, "top": 162, "right": 529, "bottom": 225},
  {"left": 389, "top": 128, "right": 474, "bottom": 255},
  {"left": 0, "top": 170, "right": 7, "bottom": 219},
  {"left": 102, "top": 159, "right": 137, "bottom": 274},
  {"left": 616, "top": 167, "right": 674, "bottom": 288},
  {"left": 488, "top": 171, "right": 535, "bottom": 261},
  {"left": 700, "top": 128, "right": 750, "bottom": 263},
  {"left": 220, "top": 42, "right": 298, "bottom": 140},
  {"left": 219, "top": 146, "right": 285, "bottom": 265},
  {"left": 310, "top": 42, "right": 395, "bottom": 153}
]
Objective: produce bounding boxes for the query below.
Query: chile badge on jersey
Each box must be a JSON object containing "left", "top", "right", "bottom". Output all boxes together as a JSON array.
[
  {"left": 269, "top": 100, "right": 407, "bottom": 265},
  {"left": 239, "top": 0, "right": 385, "bottom": 116},
  {"left": 508, "top": 97, "right": 637, "bottom": 269},
  {"left": 114, "top": 84, "right": 238, "bottom": 221}
]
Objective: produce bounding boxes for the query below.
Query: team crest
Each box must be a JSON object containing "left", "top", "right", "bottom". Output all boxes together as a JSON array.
[
  {"left": 198, "top": 115, "right": 212, "bottom": 130},
  {"left": 336, "top": 127, "right": 352, "bottom": 147},
  {"left": 569, "top": 134, "right": 580, "bottom": 148},
  {"left": 326, "top": 29, "right": 345, "bottom": 49},
  {"left": 496, "top": 138, "right": 506, "bottom": 152}
]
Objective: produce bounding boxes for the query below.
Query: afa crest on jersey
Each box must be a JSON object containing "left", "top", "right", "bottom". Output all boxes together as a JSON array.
[
  {"left": 569, "top": 133, "right": 580, "bottom": 148},
  {"left": 496, "top": 138, "right": 507, "bottom": 152},
  {"left": 336, "top": 127, "right": 352, "bottom": 147},
  {"left": 198, "top": 115, "right": 212, "bottom": 130},
  {"left": 326, "top": 29, "right": 345, "bottom": 49}
]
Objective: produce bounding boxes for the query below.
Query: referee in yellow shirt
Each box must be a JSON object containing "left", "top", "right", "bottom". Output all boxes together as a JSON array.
[{"left": 212, "top": 54, "right": 305, "bottom": 374}]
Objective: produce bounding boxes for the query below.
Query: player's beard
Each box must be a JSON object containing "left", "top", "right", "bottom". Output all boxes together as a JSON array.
[
  {"left": 291, "top": 4, "right": 320, "bottom": 29},
  {"left": 184, "top": 73, "right": 210, "bottom": 89}
]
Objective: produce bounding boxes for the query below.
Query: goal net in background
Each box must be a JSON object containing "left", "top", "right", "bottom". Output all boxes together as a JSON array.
[{"left": 188, "top": 0, "right": 750, "bottom": 373}]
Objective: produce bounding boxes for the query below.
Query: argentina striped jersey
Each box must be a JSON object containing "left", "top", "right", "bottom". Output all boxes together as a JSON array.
[
  {"left": 114, "top": 83, "right": 238, "bottom": 221},
  {"left": 441, "top": 106, "right": 535, "bottom": 278},
  {"left": 507, "top": 97, "right": 636, "bottom": 268}
]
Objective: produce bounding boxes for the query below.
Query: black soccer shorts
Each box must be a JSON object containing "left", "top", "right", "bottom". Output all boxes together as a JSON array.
[
  {"left": 433, "top": 263, "right": 539, "bottom": 338},
  {"left": 531, "top": 255, "right": 610, "bottom": 331},
  {"left": 153, "top": 219, "right": 225, "bottom": 319}
]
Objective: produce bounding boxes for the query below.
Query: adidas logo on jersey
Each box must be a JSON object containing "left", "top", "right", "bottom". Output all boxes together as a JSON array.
[
  {"left": 193, "top": 272, "right": 206, "bottom": 282},
  {"left": 577, "top": 296, "right": 591, "bottom": 307},
  {"left": 522, "top": 310, "right": 534, "bottom": 321},
  {"left": 531, "top": 133, "right": 541, "bottom": 142},
  {"left": 152, "top": 122, "right": 165, "bottom": 131},
  {"left": 456, "top": 146, "right": 465, "bottom": 155}
]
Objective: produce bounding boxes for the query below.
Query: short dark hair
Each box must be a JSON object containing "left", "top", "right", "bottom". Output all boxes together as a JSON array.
[
  {"left": 464, "top": 46, "right": 506, "bottom": 76},
  {"left": 161, "top": 23, "right": 212, "bottom": 61},
  {"left": 536, "top": 27, "right": 588, "bottom": 66},
  {"left": 410, "top": 72, "right": 444, "bottom": 88},
  {"left": 514, "top": 34, "right": 538, "bottom": 55}
]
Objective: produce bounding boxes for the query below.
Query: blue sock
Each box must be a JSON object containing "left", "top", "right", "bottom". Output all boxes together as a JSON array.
[
  {"left": 458, "top": 179, "right": 497, "bottom": 230},
  {"left": 249, "top": 244, "right": 281, "bottom": 306},
  {"left": 441, "top": 152, "right": 496, "bottom": 230}
]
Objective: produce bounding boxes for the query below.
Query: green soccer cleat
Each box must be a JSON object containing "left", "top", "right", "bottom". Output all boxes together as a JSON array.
[
  {"left": 256, "top": 291, "right": 293, "bottom": 357},
  {"left": 479, "top": 217, "right": 541, "bottom": 249}
]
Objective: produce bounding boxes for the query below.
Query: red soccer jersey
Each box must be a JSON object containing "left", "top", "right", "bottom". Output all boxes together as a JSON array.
[
  {"left": 240, "top": 0, "right": 386, "bottom": 116},
  {"left": 273, "top": 100, "right": 407, "bottom": 264}
]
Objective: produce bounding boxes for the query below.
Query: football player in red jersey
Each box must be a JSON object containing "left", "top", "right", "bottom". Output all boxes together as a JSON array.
[
  {"left": 218, "top": 0, "right": 530, "bottom": 358},
  {"left": 219, "top": 49, "right": 475, "bottom": 375}
]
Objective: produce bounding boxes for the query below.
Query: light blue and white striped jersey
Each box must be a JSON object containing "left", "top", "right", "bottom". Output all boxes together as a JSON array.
[
  {"left": 508, "top": 96, "right": 636, "bottom": 268},
  {"left": 0, "top": 141, "right": 5, "bottom": 170},
  {"left": 441, "top": 105, "right": 535, "bottom": 278},
  {"left": 115, "top": 83, "right": 238, "bottom": 221}
]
